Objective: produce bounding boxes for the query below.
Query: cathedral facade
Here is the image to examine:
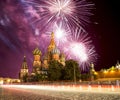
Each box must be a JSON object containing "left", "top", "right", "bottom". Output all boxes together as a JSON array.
[
  {"left": 19, "top": 56, "right": 29, "bottom": 82},
  {"left": 19, "top": 32, "right": 65, "bottom": 81}
]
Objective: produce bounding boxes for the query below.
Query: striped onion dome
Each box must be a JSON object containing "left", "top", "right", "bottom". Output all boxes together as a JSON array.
[
  {"left": 51, "top": 47, "right": 60, "bottom": 55},
  {"left": 33, "top": 48, "right": 41, "bottom": 55}
]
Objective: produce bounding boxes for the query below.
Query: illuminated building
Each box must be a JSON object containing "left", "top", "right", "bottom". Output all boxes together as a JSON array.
[
  {"left": 19, "top": 56, "right": 29, "bottom": 82},
  {"left": 20, "top": 32, "right": 66, "bottom": 78},
  {"left": 42, "top": 32, "right": 66, "bottom": 67},
  {"left": 89, "top": 62, "right": 95, "bottom": 81},
  {"left": 32, "top": 32, "right": 65, "bottom": 74},
  {"left": 32, "top": 48, "right": 42, "bottom": 75},
  {"left": 116, "top": 61, "right": 120, "bottom": 69}
]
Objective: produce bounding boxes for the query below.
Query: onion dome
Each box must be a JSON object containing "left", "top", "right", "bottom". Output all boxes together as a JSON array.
[
  {"left": 51, "top": 47, "right": 60, "bottom": 55},
  {"left": 60, "top": 53, "right": 65, "bottom": 62},
  {"left": 22, "top": 56, "right": 28, "bottom": 69},
  {"left": 33, "top": 47, "right": 41, "bottom": 55}
]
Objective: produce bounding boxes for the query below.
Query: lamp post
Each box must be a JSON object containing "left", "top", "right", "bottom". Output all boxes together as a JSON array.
[{"left": 74, "top": 65, "right": 76, "bottom": 84}]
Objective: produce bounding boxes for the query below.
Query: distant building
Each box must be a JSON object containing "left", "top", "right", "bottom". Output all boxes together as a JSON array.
[
  {"left": 97, "top": 61, "right": 120, "bottom": 79},
  {"left": 0, "top": 77, "right": 20, "bottom": 84},
  {"left": 19, "top": 56, "right": 29, "bottom": 82},
  {"left": 89, "top": 62, "right": 95, "bottom": 81},
  {"left": 116, "top": 61, "right": 120, "bottom": 69}
]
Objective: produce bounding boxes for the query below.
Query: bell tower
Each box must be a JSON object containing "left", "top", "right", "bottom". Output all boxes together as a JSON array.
[
  {"left": 32, "top": 47, "right": 42, "bottom": 74},
  {"left": 19, "top": 56, "right": 29, "bottom": 82}
]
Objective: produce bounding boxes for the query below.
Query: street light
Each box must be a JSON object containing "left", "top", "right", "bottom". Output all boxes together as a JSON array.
[{"left": 73, "top": 65, "right": 76, "bottom": 84}]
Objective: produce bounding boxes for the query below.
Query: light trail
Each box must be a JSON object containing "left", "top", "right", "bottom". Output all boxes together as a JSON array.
[{"left": 2, "top": 84, "right": 120, "bottom": 94}]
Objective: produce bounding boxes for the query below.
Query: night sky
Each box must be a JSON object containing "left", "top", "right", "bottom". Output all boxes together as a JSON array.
[
  {"left": 0, "top": 0, "right": 120, "bottom": 78},
  {"left": 91, "top": 0, "right": 120, "bottom": 70}
]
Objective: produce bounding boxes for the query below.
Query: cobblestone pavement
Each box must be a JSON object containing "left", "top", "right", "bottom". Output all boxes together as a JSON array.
[{"left": 0, "top": 85, "right": 120, "bottom": 100}]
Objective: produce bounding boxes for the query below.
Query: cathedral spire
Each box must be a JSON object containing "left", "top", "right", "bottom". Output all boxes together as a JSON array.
[
  {"left": 50, "top": 32, "right": 55, "bottom": 46},
  {"left": 51, "top": 32, "right": 54, "bottom": 39},
  {"left": 48, "top": 32, "right": 56, "bottom": 52},
  {"left": 23, "top": 55, "right": 26, "bottom": 62}
]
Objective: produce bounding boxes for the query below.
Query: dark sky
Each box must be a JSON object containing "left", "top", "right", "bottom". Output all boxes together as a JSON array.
[
  {"left": 0, "top": 0, "right": 120, "bottom": 78},
  {"left": 91, "top": 0, "right": 120, "bottom": 70}
]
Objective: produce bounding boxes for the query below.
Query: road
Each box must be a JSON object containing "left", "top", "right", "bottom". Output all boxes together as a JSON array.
[{"left": 0, "top": 84, "right": 120, "bottom": 100}]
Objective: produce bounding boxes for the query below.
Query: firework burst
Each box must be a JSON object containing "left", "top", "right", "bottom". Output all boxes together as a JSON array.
[
  {"left": 63, "top": 28, "right": 97, "bottom": 70},
  {"left": 20, "top": 0, "right": 94, "bottom": 33}
]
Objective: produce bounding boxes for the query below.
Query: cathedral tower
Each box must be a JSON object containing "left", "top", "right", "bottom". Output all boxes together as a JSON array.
[
  {"left": 89, "top": 62, "right": 95, "bottom": 81},
  {"left": 48, "top": 32, "right": 56, "bottom": 52},
  {"left": 19, "top": 56, "right": 29, "bottom": 82},
  {"left": 42, "top": 32, "right": 65, "bottom": 68},
  {"left": 47, "top": 32, "right": 61, "bottom": 61}
]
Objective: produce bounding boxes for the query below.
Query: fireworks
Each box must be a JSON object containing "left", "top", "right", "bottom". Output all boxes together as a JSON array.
[
  {"left": 70, "top": 42, "right": 88, "bottom": 62},
  {"left": 54, "top": 23, "right": 72, "bottom": 46},
  {"left": 21, "top": 0, "right": 94, "bottom": 33},
  {"left": 63, "top": 44, "right": 96, "bottom": 71},
  {"left": 48, "top": 0, "right": 74, "bottom": 15},
  {"left": 62, "top": 28, "right": 97, "bottom": 70},
  {"left": 20, "top": 0, "right": 96, "bottom": 71}
]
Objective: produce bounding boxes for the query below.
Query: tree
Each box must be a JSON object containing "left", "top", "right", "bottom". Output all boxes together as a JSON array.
[
  {"left": 81, "top": 73, "right": 90, "bottom": 81},
  {"left": 48, "top": 60, "right": 63, "bottom": 81},
  {"left": 22, "top": 74, "right": 28, "bottom": 82},
  {"left": 29, "top": 73, "right": 42, "bottom": 82},
  {"left": 64, "top": 59, "right": 81, "bottom": 81}
]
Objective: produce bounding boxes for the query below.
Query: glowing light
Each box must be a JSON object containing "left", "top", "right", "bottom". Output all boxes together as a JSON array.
[
  {"left": 55, "top": 28, "right": 64, "bottom": 39},
  {"left": 62, "top": 28, "right": 97, "bottom": 71},
  {"left": 94, "top": 72, "right": 98, "bottom": 75},
  {"left": 104, "top": 70, "right": 108, "bottom": 74},
  {"left": 48, "top": 0, "right": 75, "bottom": 16},
  {"left": 2, "top": 84, "right": 120, "bottom": 93},
  {"left": 70, "top": 42, "right": 88, "bottom": 62},
  {"left": 21, "top": 0, "right": 94, "bottom": 32},
  {"left": 0, "top": 80, "right": 3, "bottom": 85},
  {"left": 54, "top": 23, "right": 70, "bottom": 46},
  {"left": 110, "top": 70, "right": 115, "bottom": 73},
  {"left": 35, "top": 28, "right": 39, "bottom": 36}
]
